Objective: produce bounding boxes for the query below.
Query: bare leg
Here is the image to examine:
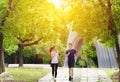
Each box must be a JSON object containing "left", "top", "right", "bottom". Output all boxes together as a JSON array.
[
  {"left": 69, "top": 68, "right": 73, "bottom": 76},
  {"left": 69, "top": 68, "right": 74, "bottom": 81},
  {"left": 71, "top": 68, "right": 73, "bottom": 78},
  {"left": 69, "top": 68, "right": 71, "bottom": 76}
]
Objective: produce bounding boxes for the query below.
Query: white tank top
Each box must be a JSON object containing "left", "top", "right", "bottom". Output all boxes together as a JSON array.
[{"left": 51, "top": 52, "right": 58, "bottom": 64}]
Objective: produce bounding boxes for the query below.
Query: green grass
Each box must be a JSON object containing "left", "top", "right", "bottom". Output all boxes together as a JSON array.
[
  {"left": 104, "top": 68, "right": 119, "bottom": 77},
  {"left": 6, "top": 67, "right": 50, "bottom": 82}
]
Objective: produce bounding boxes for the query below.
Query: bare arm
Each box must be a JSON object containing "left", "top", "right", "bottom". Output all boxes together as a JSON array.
[
  {"left": 56, "top": 50, "right": 59, "bottom": 54},
  {"left": 66, "top": 52, "right": 70, "bottom": 57},
  {"left": 51, "top": 51, "right": 58, "bottom": 58},
  {"left": 51, "top": 53, "right": 56, "bottom": 58}
]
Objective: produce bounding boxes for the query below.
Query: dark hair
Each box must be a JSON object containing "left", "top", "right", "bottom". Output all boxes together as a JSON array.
[
  {"left": 49, "top": 46, "right": 55, "bottom": 53},
  {"left": 68, "top": 43, "right": 72, "bottom": 46}
]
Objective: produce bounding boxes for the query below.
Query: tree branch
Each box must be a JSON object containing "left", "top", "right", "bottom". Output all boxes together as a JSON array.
[
  {"left": 21, "top": 37, "right": 43, "bottom": 47},
  {"left": 107, "top": 0, "right": 116, "bottom": 35},
  {"left": 1, "top": 0, "right": 12, "bottom": 26},
  {"left": 1, "top": 0, "right": 20, "bottom": 26},
  {"left": 8, "top": 0, "right": 12, "bottom": 10},
  {"left": 17, "top": 36, "right": 33, "bottom": 43},
  {"left": 11, "top": 0, "right": 20, "bottom": 10},
  {"left": 98, "top": 0, "right": 107, "bottom": 9},
  {"left": 17, "top": 37, "right": 23, "bottom": 42},
  {"left": 107, "top": 0, "right": 112, "bottom": 7}
]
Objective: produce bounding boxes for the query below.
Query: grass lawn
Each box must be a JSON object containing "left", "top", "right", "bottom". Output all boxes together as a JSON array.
[
  {"left": 104, "top": 68, "right": 119, "bottom": 77},
  {"left": 6, "top": 67, "right": 50, "bottom": 82},
  {"left": 104, "top": 68, "right": 119, "bottom": 82}
]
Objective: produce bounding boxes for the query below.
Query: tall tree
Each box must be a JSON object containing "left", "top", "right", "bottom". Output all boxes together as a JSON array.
[
  {"left": 0, "top": 32, "right": 5, "bottom": 74},
  {"left": 0, "top": 0, "right": 9, "bottom": 73},
  {"left": 98, "top": 0, "right": 120, "bottom": 80},
  {"left": 64, "top": 0, "right": 119, "bottom": 68},
  {"left": 3, "top": 0, "right": 68, "bottom": 66}
]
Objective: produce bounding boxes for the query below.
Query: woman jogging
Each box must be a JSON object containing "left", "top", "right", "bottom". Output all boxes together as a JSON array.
[{"left": 49, "top": 46, "right": 59, "bottom": 81}]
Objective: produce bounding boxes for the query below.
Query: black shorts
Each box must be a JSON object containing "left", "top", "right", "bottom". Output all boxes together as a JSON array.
[{"left": 68, "top": 61, "right": 75, "bottom": 68}]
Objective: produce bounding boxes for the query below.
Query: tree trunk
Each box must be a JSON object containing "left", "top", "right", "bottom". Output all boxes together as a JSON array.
[
  {"left": 17, "top": 37, "right": 43, "bottom": 67},
  {"left": 14, "top": 54, "right": 18, "bottom": 64},
  {"left": 12, "top": 53, "right": 18, "bottom": 64},
  {"left": 0, "top": 32, "right": 5, "bottom": 74},
  {"left": 18, "top": 44, "right": 23, "bottom": 67},
  {"left": 107, "top": 0, "right": 120, "bottom": 67},
  {"left": 2, "top": 49, "right": 5, "bottom": 72},
  {"left": 106, "top": 0, "right": 120, "bottom": 80},
  {"left": 99, "top": 0, "right": 120, "bottom": 80}
]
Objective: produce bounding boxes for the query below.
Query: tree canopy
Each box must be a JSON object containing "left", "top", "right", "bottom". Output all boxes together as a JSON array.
[
  {"left": 3, "top": 0, "right": 68, "bottom": 55},
  {"left": 0, "top": 0, "right": 120, "bottom": 67}
]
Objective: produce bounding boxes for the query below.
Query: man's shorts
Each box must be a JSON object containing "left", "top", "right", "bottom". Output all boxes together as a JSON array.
[{"left": 68, "top": 61, "right": 75, "bottom": 68}]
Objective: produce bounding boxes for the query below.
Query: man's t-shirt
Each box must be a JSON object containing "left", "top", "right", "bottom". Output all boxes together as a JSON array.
[{"left": 66, "top": 49, "right": 76, "bottom": 63}]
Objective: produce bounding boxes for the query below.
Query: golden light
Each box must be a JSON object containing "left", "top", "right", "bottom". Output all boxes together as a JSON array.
[{"left": 48, "top": 0, "right": 61, "bottom": 8}]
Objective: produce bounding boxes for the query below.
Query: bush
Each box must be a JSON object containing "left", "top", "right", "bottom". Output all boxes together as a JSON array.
[{"left": 75, "top": 58, "right": 87, "bottom": 68}]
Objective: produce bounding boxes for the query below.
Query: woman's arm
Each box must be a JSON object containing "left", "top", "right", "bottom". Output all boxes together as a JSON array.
[
  {"left": 51, "top": 54, "right": 55, "bottom": 58},
  {"left": 50, "top": 51, "right": 57, "bottom": 58},
  {"left": 56, "top": 50, "right": 59, "bottom": 54}
]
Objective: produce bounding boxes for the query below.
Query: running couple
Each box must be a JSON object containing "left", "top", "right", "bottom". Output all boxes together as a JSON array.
[{"left": 49, "top": 43, "right": 76, "bottom": 81}]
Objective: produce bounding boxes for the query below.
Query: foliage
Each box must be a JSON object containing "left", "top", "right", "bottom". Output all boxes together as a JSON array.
[
  {"left": 1, "top": 0, "right": 120, "bottom": 66},
  {"left": 75, "top": 58, "right": 87, "bottom": 68},
  {"left": 61, "top": 0, "right": 120, "bottom": 67},
  {"left": 6, "top": 67, "right": 50, "bottom": 82},
  {"left": 64, "top": 0, "right": 119, "bottom": 47},
  {"left": 66, "top": 1, "right": 109, "bottom": 42},
  {"left": 112, "top": 0, "right": 120, "bottom": 33},
  {"left": 99, "top": 36, "right": 116, "bottom": 48},
  {"left": 0, "top": 0, "right": 8, "bottom": 27},
  {"left": 104, "top": 68, "right": 119, "bottom": 77},
  {"left": 81, "top": 42, "right": 97, "bottom": 67},
  {"left": 3, "top": 0, "right": 69, "bottom": 56}
]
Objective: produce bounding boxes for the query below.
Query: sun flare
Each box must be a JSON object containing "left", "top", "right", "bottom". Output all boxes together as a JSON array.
[{"left": 48, "top": 0, "right": 61, "bottom": 8}]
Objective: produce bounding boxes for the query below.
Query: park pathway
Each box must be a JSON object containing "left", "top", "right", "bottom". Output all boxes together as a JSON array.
[{"left": 38, "top": 68, "right": 112, "bottom": 82}]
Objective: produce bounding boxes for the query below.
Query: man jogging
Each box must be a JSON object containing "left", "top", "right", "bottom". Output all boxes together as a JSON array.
[{"left": 66, "top": 43, "right": 76, "bottom": 81}]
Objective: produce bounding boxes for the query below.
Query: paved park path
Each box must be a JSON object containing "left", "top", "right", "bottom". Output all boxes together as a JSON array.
[{"left": 38, "top": 68, "right": 112, "bottom": 82}]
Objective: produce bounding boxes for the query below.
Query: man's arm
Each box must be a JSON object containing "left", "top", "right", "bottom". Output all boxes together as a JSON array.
[{"left": 66, "top": 50, "right": 70, "bottom": 57}]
